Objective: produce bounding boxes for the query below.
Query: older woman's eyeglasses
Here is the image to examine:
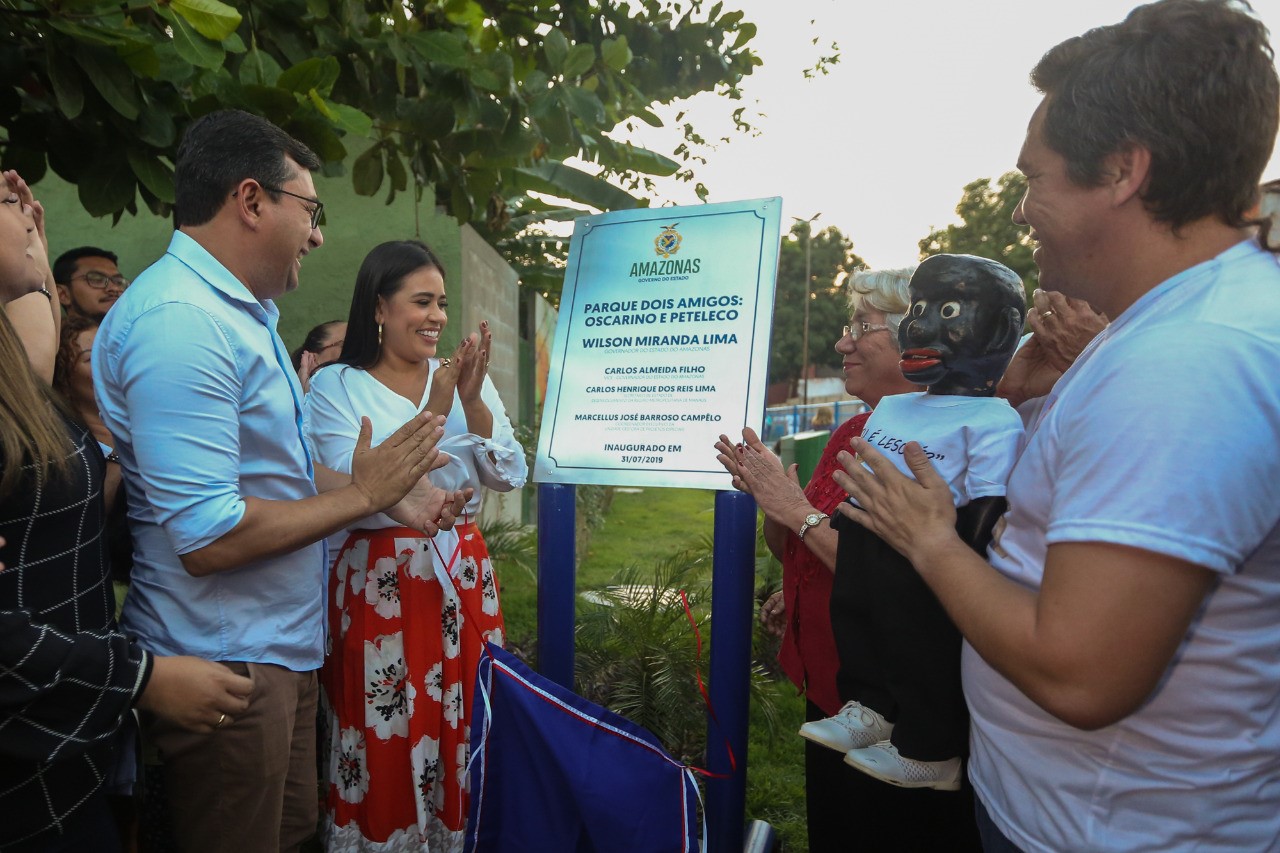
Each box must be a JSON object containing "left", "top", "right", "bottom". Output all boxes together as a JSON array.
[
  {"left": 72, "top": 271, "right": 130, "bottom": 290},
  {"left": 260, "top": 184, "right": 324, "bottom": 229},
  {"left": 842, "top": 321, "right": 890, "bottom": 341}
]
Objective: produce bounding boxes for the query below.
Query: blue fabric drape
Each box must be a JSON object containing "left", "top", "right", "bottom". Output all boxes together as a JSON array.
[{"left": 465, "top": 644, "right": 700, "bottom": 853}]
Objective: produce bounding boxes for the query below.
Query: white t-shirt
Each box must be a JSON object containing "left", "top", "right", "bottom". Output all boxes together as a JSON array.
[
  {"left": 966, "top": 240, "right": 1280, "bottom": 852},
  {"left": 303, "top": 362, "right": 527, "bottom": 556},
  {"left": 855, "top": 391, "right": 1023, "bottom": 508}
]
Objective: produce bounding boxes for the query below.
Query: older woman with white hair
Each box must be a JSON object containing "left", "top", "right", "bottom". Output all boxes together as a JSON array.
[{"left": 716, "top": 267, "right": 948, "bottom": 852}]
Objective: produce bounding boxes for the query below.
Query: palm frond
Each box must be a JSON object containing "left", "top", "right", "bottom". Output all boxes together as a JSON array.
[
  {"left": 478, "top": 518, "right": 537, "bottom": 581},
  {"left": 574, "top": 547, "right": 777, "bottom": 763}
]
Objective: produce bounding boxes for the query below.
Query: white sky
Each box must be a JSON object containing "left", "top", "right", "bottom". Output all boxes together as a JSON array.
[{"left": 619, "top": 0, "right": 1280, "bottom": 269}]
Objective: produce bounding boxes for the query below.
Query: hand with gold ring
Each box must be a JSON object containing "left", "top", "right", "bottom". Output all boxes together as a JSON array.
[
  {"left": 998, "top": 289, "right": 1108, "bottom": 406},
  {"left": 136, "top": 656, "right": 253, "bottom": 733},
  {"left": 1027, "top": 289, "right": 1107, "bottom": 372}
]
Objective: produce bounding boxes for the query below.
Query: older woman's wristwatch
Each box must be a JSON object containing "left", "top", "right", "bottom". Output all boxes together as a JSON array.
[{"left": 798, "top": 511, "right": 829, "bottom": 540}]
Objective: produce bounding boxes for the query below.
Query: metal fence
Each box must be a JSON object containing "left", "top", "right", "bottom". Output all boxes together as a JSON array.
[{"left": 761, "top": 399, "right": 870, "bottom": 444}]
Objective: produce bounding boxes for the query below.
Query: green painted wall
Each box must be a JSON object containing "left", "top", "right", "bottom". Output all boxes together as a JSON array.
[
  {"left": 35, "top": 159, "right": 535, "bottom": 523},
  {"left": 37, "top": 163, "right": 463, "bottom": 352}
]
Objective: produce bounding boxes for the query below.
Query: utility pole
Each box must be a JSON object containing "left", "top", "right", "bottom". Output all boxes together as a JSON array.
[{"left": 792, "top": 213, "right": 821, "bottom": 406}]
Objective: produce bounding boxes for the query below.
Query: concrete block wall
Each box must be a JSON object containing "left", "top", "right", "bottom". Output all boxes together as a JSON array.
[{"left": 459, "top": 226, "right": 525, "bottom": 527}]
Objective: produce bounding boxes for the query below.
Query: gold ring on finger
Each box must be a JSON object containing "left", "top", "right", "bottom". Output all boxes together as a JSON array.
[
  {"left": 1041, "top": 310, "right": 1055, "bottom": 319},
  {"left": 215, "top": 713, "right": 227, "bottom": 729},
  {"left": 440, "top": 358, "right": 452, "bottom": 368}
]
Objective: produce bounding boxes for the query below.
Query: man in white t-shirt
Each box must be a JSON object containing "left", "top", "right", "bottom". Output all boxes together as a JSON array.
[{"left": 833, "top": 1, "right": 1280, "bottom": 850}]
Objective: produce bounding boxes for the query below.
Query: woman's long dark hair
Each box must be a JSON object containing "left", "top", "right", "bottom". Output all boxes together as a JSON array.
[
  {"left": 339, "top": 240, "right": 447, "bottom": 370},
  {"left": 290, "top": 319, "right": 344, "bottom": 370}
]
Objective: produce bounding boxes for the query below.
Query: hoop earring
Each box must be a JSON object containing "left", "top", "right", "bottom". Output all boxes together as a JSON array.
[{"left": 377, "top": 323, "right": 383, "bottom": 346}]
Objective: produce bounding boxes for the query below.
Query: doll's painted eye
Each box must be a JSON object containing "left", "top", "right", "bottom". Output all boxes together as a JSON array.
[
  {"left": 940, "top": 301, "right": 961, "bottom": 319},
  {"left": 911, "top": 302, "right": 926, "bottom": 317}
]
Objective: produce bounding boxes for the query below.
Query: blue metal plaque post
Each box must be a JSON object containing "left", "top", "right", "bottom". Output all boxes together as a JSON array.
[
  {"left": 537, "top": 482, "right": 577, "bottom": 690},
  {"left": 705, "top": 490, "right": 758, "bottom": 852}
]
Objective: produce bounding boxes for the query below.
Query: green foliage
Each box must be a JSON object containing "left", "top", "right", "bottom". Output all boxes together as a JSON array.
[
  {"left": 575, "top": 482, "right": 614, "bottom": 554},
  {"left": 511, "top": 416, "right": 612, "bottom": 556},
  {"left": 498, "top": 227, "right": 572, "bottom": 303},
  {"left": 497, "top": 484, "right": 804, "bottom": 843},
  {"left": 480, "top": 516, "right": 538, "bottom": 658},
  {"left": 724, "top": 516, "right": 784, "bottom": 678},
  {"left": 0, "top": 0, "right": 759, "bottom": 233},
  {"left": 477, "top": 517, "right": 536, "bottom": 580},
  {"left": 575, "top": 552, "right": 713, "bottom": 763},
  {"left": 575, "top": 550, "right": 779, "bottom": 766},
  {"left": 579, "top": 487, "right": 714, "bottom": 587},
  {"left": 753, "top": 514, "right": 782, "bottom": 594},
  {"left": 745, "top": 681, "right": 808, "bottom": 852},
  {"left": 919, "top": 171, "right": 1038, "bottom": 291},
  {"left": 769, "top": 221, "right": 866, "bottom": 386}
]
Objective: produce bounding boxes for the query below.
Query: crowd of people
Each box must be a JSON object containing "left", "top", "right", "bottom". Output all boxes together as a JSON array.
[
  {"left": 1, "top": 106, "right": 523, "bottom": 853},
  {"left": 3, "top": 0, "right": 1279, "bottom": 851}
]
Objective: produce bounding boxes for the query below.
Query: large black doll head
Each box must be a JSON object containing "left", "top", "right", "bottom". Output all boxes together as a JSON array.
[{"left": 898, "top": 254, "right": 1026, "bottom": 396}]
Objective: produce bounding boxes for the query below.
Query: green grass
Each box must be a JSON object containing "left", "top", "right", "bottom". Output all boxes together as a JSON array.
[
  {"left": 577, "top": 487, "right": 716, "bottom": 585},
  {"left": 746, "top": 681, "right": 808, "bottom": 851},
  {"left": 494, "top": 487, "right": 716, "bottom": 650},
  {"left": 482, "top": 519, "right": 539, "bottom": 654},
  {"left": 492, "top": 485, "right": 808, "bottom": 850}
]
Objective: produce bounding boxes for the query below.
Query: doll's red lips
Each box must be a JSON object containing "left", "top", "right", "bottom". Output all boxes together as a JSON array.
[{"left": 901, "top": 349, "right": 942, "bottom": 370}]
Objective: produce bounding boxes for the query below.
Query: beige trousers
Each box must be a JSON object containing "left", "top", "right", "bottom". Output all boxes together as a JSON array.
[{"left": 145, "top": 661, "right": 318, "bottom": 853}]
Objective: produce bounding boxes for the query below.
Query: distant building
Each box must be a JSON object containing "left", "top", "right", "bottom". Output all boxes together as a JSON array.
[{"left": 798, "top": 376, "right": 851, "bottom": 402}]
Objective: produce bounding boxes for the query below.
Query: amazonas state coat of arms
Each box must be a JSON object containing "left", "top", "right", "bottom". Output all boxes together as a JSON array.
[{"left": 654, "top": 223, "right": 682, "bottom": 258}]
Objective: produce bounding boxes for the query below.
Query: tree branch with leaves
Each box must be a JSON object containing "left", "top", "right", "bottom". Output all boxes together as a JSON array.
[{"left": 0, "top": 0, "right": 761, "bottom": 240}]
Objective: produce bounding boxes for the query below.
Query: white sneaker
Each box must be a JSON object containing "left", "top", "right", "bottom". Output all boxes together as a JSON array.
[
  {"left": 843, "top": 740, "right": 962, "bottom": 791},
  {"left": 798, "top": 700, "right": 894, "bottom": 753}
]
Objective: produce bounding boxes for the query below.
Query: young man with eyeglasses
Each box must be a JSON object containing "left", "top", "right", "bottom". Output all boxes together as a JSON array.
[{"left": 52, "top": 246, "right": 129, "bottom": 320}]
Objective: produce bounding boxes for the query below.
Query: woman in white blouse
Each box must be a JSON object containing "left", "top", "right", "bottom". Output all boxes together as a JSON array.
[{"left": 303, "top": 240, "right": 527, "bottom": 852}]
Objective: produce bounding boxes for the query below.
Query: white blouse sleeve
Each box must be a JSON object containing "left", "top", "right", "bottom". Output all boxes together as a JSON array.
[
  {"left": 467, "top": 375, "right": 527, "bottom": 493},
  {"left": 302, "top": 366, "right": 401, "bottom": 531},
  {"left": 302, "top": 365, "right": 362, "bottom": 475}
]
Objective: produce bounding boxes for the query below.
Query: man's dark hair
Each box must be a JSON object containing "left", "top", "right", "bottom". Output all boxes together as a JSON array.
[
  {"left": 1031, "top": 0, "right": 1278, "bottom": 232},
  {"left": 341, "top": 241, "right": 447, "bottom": 370},
  {"left": 52, "top": 246, "right": 119, "bottom": 285},
  {"left": 173, "top": 110, "right": 322, "bottom": 228}
]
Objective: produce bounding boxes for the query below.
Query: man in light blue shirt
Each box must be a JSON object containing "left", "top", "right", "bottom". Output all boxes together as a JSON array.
[{"left": 95, "top": 110, "right": 454, "bottom": 853}]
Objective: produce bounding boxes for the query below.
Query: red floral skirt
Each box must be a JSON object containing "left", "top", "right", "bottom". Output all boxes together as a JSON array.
[{"left": 321, "top": 522, "right": 504, "bottom": 852}]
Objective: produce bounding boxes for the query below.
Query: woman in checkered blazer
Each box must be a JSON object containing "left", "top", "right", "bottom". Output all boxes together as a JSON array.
[{"left": 0, "top": 170, "right": 253, "bottom": 851}]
